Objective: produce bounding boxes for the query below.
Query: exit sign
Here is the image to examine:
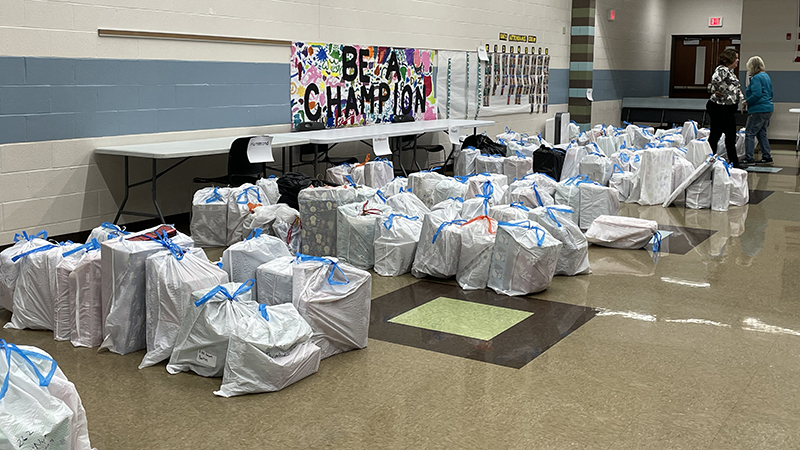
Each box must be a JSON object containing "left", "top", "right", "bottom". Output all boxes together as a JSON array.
[{"left": 709, "top": 17, "right": 723, "bottom": 27}]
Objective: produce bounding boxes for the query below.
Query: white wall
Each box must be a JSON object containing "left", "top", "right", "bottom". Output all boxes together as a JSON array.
[
  {"left": 741, "top": 0, "right": 800, "bottom": 140},
  {"left": 663, "top": 0, "right": 743, "bottom": 68},
  {"left": 0, "top": 0, "right": 573, "bottom": 244}
]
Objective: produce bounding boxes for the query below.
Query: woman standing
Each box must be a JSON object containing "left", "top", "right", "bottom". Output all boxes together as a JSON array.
[
  {"left": 742, "top": 56, "right": 774, "bottom": 164},
  {"left": 706, "top": 48, "right": 744, "bottom": 168}
]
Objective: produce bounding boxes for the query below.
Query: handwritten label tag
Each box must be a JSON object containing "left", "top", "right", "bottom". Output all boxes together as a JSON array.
[
  {"left": 448, "top": 127, "right": 461, "bottom": 145},
  {"left": 477, "top": 45, "right": 489, "bottom": 62},
  {"left": 372, "top": 136, "right": 392, "bottom": 156},
  {"left": 247, "top": 135, "right": 274, "bottom": 163},
  {"left": 196, "top": 349, "right": 217, "bottom": 368}
]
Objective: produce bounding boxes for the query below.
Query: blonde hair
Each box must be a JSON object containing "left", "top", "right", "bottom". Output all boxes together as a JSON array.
[{"left": 747, "top": 56, "right": 765, "bottom": 76}]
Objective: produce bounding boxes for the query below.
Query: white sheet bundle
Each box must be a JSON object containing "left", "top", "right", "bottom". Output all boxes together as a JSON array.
[
  {"left": 530, "top": 206, "right": 591, "bottom": 276},
  {"left": 292, "top": 255, "right": 371, "bottom": 359},
  {"left": 374, "top": 214, "right": 424, "bottom": 277},
  {"left": 456, "top": 216, "right": 498, "bottom": 290},
  {"left": 487, "top": 222, "right": 562, "bottom": 295},
  {"left": 140, "top": 247, "right": 228, "bottom": 369},
  {"left": 585, "top": 215, "right": 658, "bottom": 249}
]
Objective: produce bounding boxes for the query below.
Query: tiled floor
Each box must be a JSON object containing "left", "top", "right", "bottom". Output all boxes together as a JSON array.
[{"left": 1, "top": 148, "right": 800, "bottom": 449}]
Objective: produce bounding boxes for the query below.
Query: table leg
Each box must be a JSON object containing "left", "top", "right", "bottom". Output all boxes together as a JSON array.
[
  {"left": 796, "top": 115, "right": 799, "bottom": 153},
  {"left": 151, "top": 159, "right": 166, "bottom": 223},
  {"left": 113, "top": 156, "right": 130, "bottom": 225}
]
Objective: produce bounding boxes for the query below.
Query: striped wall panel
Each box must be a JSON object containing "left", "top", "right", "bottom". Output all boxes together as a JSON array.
[{"left": 569, "top": 0, "right": 595, "bottom": 129}]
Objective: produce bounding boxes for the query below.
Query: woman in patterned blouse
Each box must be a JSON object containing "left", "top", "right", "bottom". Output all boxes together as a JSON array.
[{"left": 706, "top": 48, "right": 744, "bottom": 168}]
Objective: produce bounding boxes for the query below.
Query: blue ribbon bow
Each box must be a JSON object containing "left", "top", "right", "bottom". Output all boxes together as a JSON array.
[
  {"left": 205, "top": 186, "right": 224, "bottom": 204},
  {"left": 497, "top": 221, "right": 547, "bottom": 246},
  {"left": 510, "top": 202, "right": 529, "bottom": 211},
  {"left": 236, "top": 186, "right": 262, "bottom": 205},
  {"left": 13, "top": 230, "right": 47, "bottom": 242},
  {"left": 246, "top": 228, "right": 263, "bottom": 240},
  {"left": 143, "top": 229, "right": 185, "bottom": 260},
  {"left": 432, "top": 219, "right": 467, "bottom": 244},
  {"left": 259, "top": 303, "right": 270, "bottom": 322},
  {"left": 63, "top": 238, "right": 101, "bottom": 257},
  {"left": 384, "top": 214, "right": 419, "bottom": 230},
  {"left": 194, "top": 279, "right": 256, "bottom": 307},
  {"left": 544, "top": 206, "right": 574, "bottom": 228},
  {"left": 0, "top": 340, "right": 58, "bottom": 401},
  {"left": 295, "top": 253, "right": 350, "bottom": 285}
]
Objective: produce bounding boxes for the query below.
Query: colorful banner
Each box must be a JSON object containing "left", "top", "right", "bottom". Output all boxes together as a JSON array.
[{"left": 291, "top": 42, "right": 437, "bottom": 129}]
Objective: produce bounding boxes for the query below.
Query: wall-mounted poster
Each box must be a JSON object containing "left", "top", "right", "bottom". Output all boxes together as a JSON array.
[{"left": 291, "top": 42, "right": 437, "bottom": 129}]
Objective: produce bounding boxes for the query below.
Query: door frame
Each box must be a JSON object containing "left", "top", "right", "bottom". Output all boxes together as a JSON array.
[{"left": 669, "top": 34, "right": 741, "bottom": 98}]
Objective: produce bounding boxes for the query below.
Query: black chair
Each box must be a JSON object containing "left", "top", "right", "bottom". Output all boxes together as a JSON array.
[
  {"left": 292, "top": 121, "right": 358, "bottom": 177},
  {"left": 192, "top": 136, "right": 264, "bottom": 187},
  {"left": 390, "top": 115, "right": 444, "bottom": 175}
]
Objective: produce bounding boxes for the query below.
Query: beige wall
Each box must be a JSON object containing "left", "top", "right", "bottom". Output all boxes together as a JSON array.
[{"left": 0, "top": 0, "right": 573, "bottom": 244}]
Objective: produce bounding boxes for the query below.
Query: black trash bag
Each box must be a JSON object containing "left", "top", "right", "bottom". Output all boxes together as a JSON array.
[
  {"left": 532, "top": 144, "right": 566, "bottom": 181},
  {"left": 461, "top": 134, "right": 506, "bottom": 155},
  {"left": 277, "top": 172, "right": 325, "bottom": 209}
]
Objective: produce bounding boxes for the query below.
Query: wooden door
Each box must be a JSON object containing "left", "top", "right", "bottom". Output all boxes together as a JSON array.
[{"left": 670, "top": 35, "right": 740, "bottom": 98}]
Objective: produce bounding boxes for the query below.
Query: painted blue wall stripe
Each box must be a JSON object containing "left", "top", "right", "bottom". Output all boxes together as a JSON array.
[
  {"left": 569, "top": 88, "right": 588, "bottom": 98},
  {"left": 570, "top": 62, "right": 593, "bottom": 71},
  {"left": 590, "top": 70, "right": 670, "bottom": 101},
  {"left": 571, "top": 26, "right": 595, "bottom": 36}
]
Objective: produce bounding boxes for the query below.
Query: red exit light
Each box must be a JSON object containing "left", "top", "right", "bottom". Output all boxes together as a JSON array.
[
  {"left": 609, "top": 10, "right": 615, "bottom": 20},
  {"left": 709, "top": 17, "right": 722, "bottom": 27}
]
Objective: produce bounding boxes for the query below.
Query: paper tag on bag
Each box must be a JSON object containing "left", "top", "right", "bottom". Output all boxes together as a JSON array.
[
  {"left": 448, "top": 127, "right": 461, "bottom": 145},
  {"left": 196, "top": 349, "right": 217, "bottom": 368},
  {"left": 247, "top": 135, "right": 275, "bottom": 163},
  {"left": 372, "top": 136, "right": 392, "bottom": 156},
  {"left": 477, "top": 46, "right": 489, "bottom": 62}
]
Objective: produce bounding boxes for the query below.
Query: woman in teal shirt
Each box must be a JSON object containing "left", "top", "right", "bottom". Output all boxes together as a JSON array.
[{"left": 742, "top": 56, "right": 774, "bottom": 164}]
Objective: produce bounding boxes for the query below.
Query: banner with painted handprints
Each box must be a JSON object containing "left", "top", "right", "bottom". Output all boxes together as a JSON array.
[{"left": 291, "top": 42, "right": 437, "bottom": 129}]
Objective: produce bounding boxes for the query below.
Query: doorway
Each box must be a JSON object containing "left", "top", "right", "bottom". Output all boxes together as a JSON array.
[{"left": 669, "top": 35, "right": 741, "bottom": 98}]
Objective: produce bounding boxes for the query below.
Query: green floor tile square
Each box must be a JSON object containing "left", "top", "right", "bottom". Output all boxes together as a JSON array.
[{"left": 388, "top": 297, "right": 533, "bottom": 341}]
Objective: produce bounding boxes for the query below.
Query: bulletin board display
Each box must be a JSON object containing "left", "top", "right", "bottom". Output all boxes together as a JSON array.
[{"left": 291, "top": 42, "right": 437, "bottom": 129}]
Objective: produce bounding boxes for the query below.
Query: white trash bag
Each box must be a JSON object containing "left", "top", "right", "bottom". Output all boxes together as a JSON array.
[
  {"left": 475, "top": 154, "right": 506, "bottom": 174},
  {"left": 431, "top": 177, "right": 469, "bottom": 206},
  {"left": 487, "top": 222, "right": 562, "bottom": 296},
  {"left": 503, "top": 153, "right": 533, "bottom": 181},
  {"left": 215, "top": 303, "right": 321, "bottom": 397},
  {"left": 54, "top": 239, "right": 101, "bottom": 341},
  {"left": 456, "top": 216, "right": 498, "bottom": 290},
  {"left": 585, "top": 215, "right": 658, "bottom": 249},
  {"left": 336, "top": 200, "right": 392, "bottom": 270},
  {"left": 100, "top": 225, "right": 194, "bottom": 355},
  {"left": 87, "top": 222, "right": 129, "bottom": 244},
  {"left": 530, "top": 206, "right": 591, "bottom": 276},
  {"left": 140, "top": 246, "right": 228, "bottom": 369},
  {"left": 411, "top": 211, "right": 465, "bottom": 278},
  {"left": 69, "top": 248, "right": 104, "bottom": 349},
  {"left": 256, "top": 256, "right": 296, "bottom": 306},
  {"left": 326, "top": 163, "right": 353, "bottom": 185},
  {"left": 167, "top": 280, "right": 259, "bottom": 377},
  {"left": 407, "top": 169, "right": 446, "bottom": 208},
  {"left": 489, "top": 203, "right": 531, "bottom": 223},
  {"left": 191, "top": 186, "right": 230, "bottom": 247},
  {"left": 364, "top": 158, "right": 394, "bottom": 189},
  {"left": 386, "top": 190, "right": 431, "bottom": 218},
  {"left": 292, "top": 255, "right": 371, "bottom": 359},
  {"left": 222, "top": 229, "right": 292, "bottom": 284},
  {"left": 380, "top": 176, "right": 408, "bottom": 197},
  {"left": 256, "top": 175, "right": 281, "bottom": 205},
  {"left": 226, "top": 184, "right": 268, "bottom": 246},
  {"left": 711, "top": 159, "right": 733, "bottom": 212},
  {"left": 0, "top": 342, "right": 93, "bottom": 450},
  {"left": 0, "top": 231, "right": 50, "bottom": 312},
  {"left": 374, "top": 214, "right": 424, "bottom": 277},
  {"left": 729, "top": 167, "right": 749, "bottom": 206}
]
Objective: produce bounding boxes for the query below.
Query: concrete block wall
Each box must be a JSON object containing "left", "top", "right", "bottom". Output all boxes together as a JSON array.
[{"left": 0, "top": 0, "right": 573, "bottom": 245}]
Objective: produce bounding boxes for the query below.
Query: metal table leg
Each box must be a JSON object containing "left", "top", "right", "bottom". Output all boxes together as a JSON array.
[
  {"left": 796, "top": 114, "right": 799, "bottom": 153},
  {"left": 112, "top": 156, "right": 188, "bottom": 225}
]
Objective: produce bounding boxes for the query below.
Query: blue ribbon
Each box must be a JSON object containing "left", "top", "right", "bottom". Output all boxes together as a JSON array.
[
  {"left": 531, "top": 183, "right": 545, "bottom": 206},
  {"left": 447, "top": 196, "right": 465, "bottom": 202},
  {"left": 515, "top": 150, "right": 524, "bottom": 158},
  {"left": 267, "top": 174, "right": 277, "bottom": 179},
  {"left": 496, "top": 221, "right": 546, "bottom": 246},
  {"left": 432, "top": 219, "right": 467, "bottom": 244},
  {"left": 374, "top": 157, "right": 393, "bottom": 167},
  {"left": 205, "top": 187, "right": 224, "bottom": 204},
  {"left": 476, "top": 181, "right": 494, "bottom": 215},
  {"left": 13, "top": 230, "right": 47, "bottom": 242},
  {"left": 63, "top": 238, "right": 100, "bottom": 257},
  {"left": 0, "top": 340, "right": 58, "bottom": 401},
  {"left": 345, "top": 175, "right": 357, "bottom": 187},
  {"left": 544, "top": 206, "right": 574, "bottom": 228},
  {"left": 453, "top": 175, "right": 470, "bottom": 184},
  {"left": 143, "top": 229, "right": 185, "bottom": 260},
  {"left": 399, "top": 187, "right": 412, "bottom": 193},
  {"left": 295, "top": 253, "right": 349, "bottom": 285},
  {"left": 619, "top": 153, "right": 630, "bottom": 164},
  {"left": 246, "top": 228, "right": 263, "bottom": 240},
  {"left": 11, "top": 244, "right": 57, "bottom": 263},
  {"left": 259, "top": 303, "right": 270, "bottom": 322},
  {"left": 384, "top": 214, "right": 419, "bottom": 230},
  {"left": 194, "top": 279, "right": 255, "bottom": 306},
  {"left": 652, "top": 231, "right": 662, "bottom": 254},
  {"left": 510, "top": 202, "right": 529, "bottom": 211},
  {"left": 236, "top": 186, "right": 262, "bottom": 204},
  {"left": 376, "top": 190, "right": 387, "bottom": 203},
  {"left": 421, "top": 166, "right": 442, "bottom": 173},
  {"left": 612, "top": 164, "right": 625, "bottom": 174}
]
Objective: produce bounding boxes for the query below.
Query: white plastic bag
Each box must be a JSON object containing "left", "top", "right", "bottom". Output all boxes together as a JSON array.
[
  {"left": 374, "top": 214, "right": 424, "bottom": 277},
  {"left": 0, "top": 231, "right": 49, "bottom": 312},
  {"left": 671, "top": 155, "right": 695, "bottom": 205},
  {"left": 222, "top": 229, "right": 292, "bottom": 284},
  {"left": 579, "top": 182, "right": 619, "bottom": 230},
  {"left": 380, "top": 176, "right": 408, "bottom": 197},
  {"left": 475, "top": 154, "right": 506, "bottom": 174},
  {"left": 489, "top": 203, "right": 530, "bottom": 223},
  {"left": 686, "top": 139, "right": 713, "bottom": 169},
  {"left": 561, "top": 144, "right": 588, "bottom": 181},
  {"left": 585, "top": 215, "right": 657, "bottom": 249},
  {"left": 364, "top": 158, "right": 394, "bottom": 189},
  {"left": 140, "top": 247, "right": 228, "bottom": 369},
  {"left": 711, "top": 159, "right": 733, "bottom": 212},
  {"left": 190, "top": 186, "right": 230, "bottom": 247},
  {"left": 326, "top": 163, "right": 353, "bottom": 185},
  {"left": 69, "top": 249, "right": 104, "bottom": 348},
  {"left": 686, "top": 179, "right": 712, "bottom": 209},
  {"left": 431, "top": 177, "right": 469, "bottom": 206},
  {"left": 87, "top": 222, "right": 129, "bottom": 243},
  {"left": 167, "top": 280, "right": 259, "bottom": 377},
  {"left": 503, "top": 155, "right": 533, "bottom": 180},
  {"left": 729, "top": 168, "right": 749, "bottom": 206},
  {"left": 215, "top": 303, "right": 320, "bottom": 397},
  {"left": 530, "top": 206, "right": 590, "bottom": 276},
  {"left": 256, "top": 256, "right": 296, "bottom": 306},
  {"left": 385, "top": 190, "right": 431, "bottom": 218},
  {"left": 487, "top": 222, "right": 562, "bottom": 296},
  {"left": 510, "top": 183, "right": 556, "bottom": 208},
  {"left": 100, "top": 225, "right": 194, "bottom": 355},
  {"left": 637, "top": 148, "right": 674, "bottom": 205},
  {"left": 579, "top": 153, "right": 614, "bottom": 186},
  {"left": 0, "top": 343, "right": 93, "bottom": 450},
  {"left": 54, "top": 240, "right": 101, "bottom": 341},
  {"left": 242, "top": 203, "right": 299, "bottom": 241},
  {"left": 465, "top": 175, "right": 507, "bottom": 204},
  {"left": 292, "top": 255, "right": 371, "bottom": 359},
  {"left": 256, "top": 175, "right": 281, "bottom": 205},
  {"left": 407, "top": 170, "right": 446, "bottom": 208},
  {"left": 226, "top": 184, "right": 268, "bottom": 246},
  {"left": 336, "top": 200, "right": 392, "bottom": 270},
  {"left": 456, "top": 216, "right": 498, "bottom": 290},
  {"left": 455, "top": 147, "right": 479, "bottom": 177},
  {"left": 411, "top": 211, "right": 465, "bottom": 278}
]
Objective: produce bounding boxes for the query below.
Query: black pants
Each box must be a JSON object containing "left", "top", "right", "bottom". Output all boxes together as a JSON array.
[{"left": 706, "top": 100, "right": 739, "bottom": 166}]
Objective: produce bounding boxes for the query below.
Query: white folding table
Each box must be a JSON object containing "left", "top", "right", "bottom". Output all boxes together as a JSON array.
[
  {"left": 95, "top": 134, "right": 309, "bottom": 224},
  {"left": 790, "top": 108, "right": 800, "bottom": 153}
]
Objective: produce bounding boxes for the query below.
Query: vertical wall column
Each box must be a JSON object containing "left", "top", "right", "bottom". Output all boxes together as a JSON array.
[{"left": 568, "top": 0, "right": 596, "bottom": 130}]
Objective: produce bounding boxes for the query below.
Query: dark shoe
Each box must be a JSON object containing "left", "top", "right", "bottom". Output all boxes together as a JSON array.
[
  {"left": 757, "top": 157, "right": 773, "bottom": 164},
  {"left": 741, "top": 157, "right": 755, "bottom": 164}
]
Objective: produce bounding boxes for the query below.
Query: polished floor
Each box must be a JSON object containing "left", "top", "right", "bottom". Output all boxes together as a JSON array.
[{"left": 2, "top": 148, "right": 800, "bottom": 449}]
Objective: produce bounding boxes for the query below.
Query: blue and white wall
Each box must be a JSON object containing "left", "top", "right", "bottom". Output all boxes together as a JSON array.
[{"left": 0, "top": 0, "right": 572, "bottom": 244}]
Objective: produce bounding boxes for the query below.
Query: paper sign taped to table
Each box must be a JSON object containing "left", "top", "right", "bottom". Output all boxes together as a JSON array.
[
  {"left": 373, "top": 136, "right": 392, "bottom": 156},
  {"left": 477, "top": 46, "right": 489, "bottom": 62},
  {"left": 449, "top": 127, "right": 461, "bottom": 145},
  {"left": 247, "top": 135, "right": 274, "bottom": 163}
]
